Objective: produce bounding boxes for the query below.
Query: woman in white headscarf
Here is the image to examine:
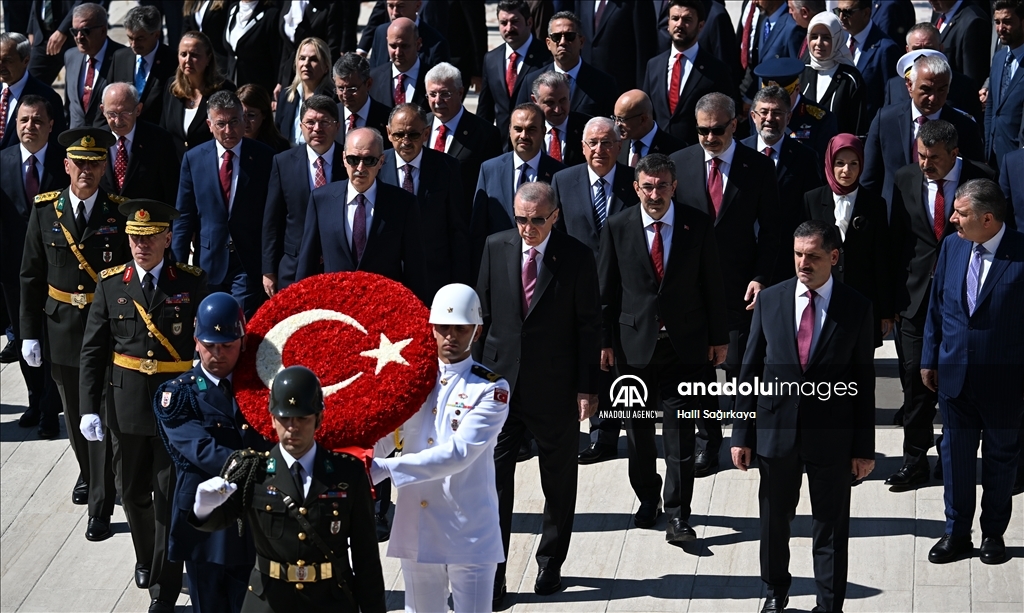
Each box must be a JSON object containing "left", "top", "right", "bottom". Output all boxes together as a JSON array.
[{"left": 800, "top": 11, "right": 866, "bottom": 136}]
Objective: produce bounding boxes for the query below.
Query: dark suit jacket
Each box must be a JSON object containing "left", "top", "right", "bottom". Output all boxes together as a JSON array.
[
  {"left": 552, "top": 162, "right": 638, "bottom": 256},
  {"left": 802, "top": 185, "right": 892, "bottom": 347},
  {"left": 801, "top": 63, "right": 867, "bottom": 136},
  {"left": 985, "top": 46, "right": 1024, "bottom": 162},
  {"left": 262, "top": 144, "right": 347, "bottom": 288},
  {"left": 99, "top": 121, "right": 179, "bottom": 205},
  {"left": 337, "top": 98, "right": 392, "bottom": 145},
  {"left": 732, "top": 278, "right": 875, "bottom": 463},
  {"left": 889, "top": 158, "right": 995, "bottom": 320},
  {"left": 277, "top": 0, "right": 347, "bottom": 86},
  {"left": 862, "top": 100, "right": 984, "bottom": 206},
  {"left": 871, "top": 0, "right": 916, "bottom": 43},
  {"left": 644, "top": 47, "right": 737, "bottom": 146},
  {"left": 274, "top": 77, "right": 336, "bottom": 145},
  {"left": 0, "top": 144, "right": 68, "bottom": 283},
  {"left": 670, "top": 143, "right": 782, "bottom": 323},
  {"left": 740, "top": 9, "right": 805, "bottom": 99},
  {"left": 475, "top": 228, "right": 601, "bottom": 400},
  {"left": 224, "top": 0, "right": 282, "bottom": 95},
  {"left": 658, "top": 1, "right": 740, "bottom": 81},
  {"left": 617, "top": 128, "right": 687, "bottom": 165},
  {"left": 368, "top": 61, "right": 428, "bottom": 112},
  {"left": 550, "top": 112, "right": 587, "bottom": 167},
  {"left": 852, "top": 23, "right": 900, "bottom": 120},
  {"left": 63, "top": 39, "right": 126, "bottom": 129},
  {"left": 932, "top": 2, "right": 991, "bottom": 87},
  {"left": 172, "top": 138, "right": 276, "bottom": 286},
  {"left": 0, "top": 73, "right": 65, "bottom": 150},
  {"left": 883, "top": 70, "right": 984, "bottom": 126},
  {"left": 110, "top": 42, "right": 176, "bottom": 127},
  {"left": 443, "top": 108, "right": 503, "bottom": 212},
  {"left": 576, "top": 0, "right": 657, "bottom": 91},
  {"left": 367, "top": 19, "right": 450, "bottom": 71},
  {"left": 741, "top": 134, "right": 823, "bottom": 244},
  {"left": 598, "top": 203, "right": 728, "bottom": 367},
  {"left": 477, "top": 36, "right": 551, "bottom": 136},
  {"left": 516, "top": 61, "right": 619, "bottom": 120},
  {"left": 999, "top": 148, "right": 1024, "bottom": 232},
  {"left": 295, "top": 179, "right": 429, "bottom": 301},
  {"left": 378, "top": 147, "right": 470, "bottom": 297},
  {"left": 444, "top": 0, "right": 487, "bottom": 83},
  {"left": 160, "top": 80, "right": 238, "bottom": 159}
]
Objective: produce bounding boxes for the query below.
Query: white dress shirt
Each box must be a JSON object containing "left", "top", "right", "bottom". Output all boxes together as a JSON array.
[
  {"left": 214, "top": 140, "right": 243, "bottom": 212},
  {"left": 640, "top": 202, "right": 675, "bottom": 268},
  {"left": 392, "top": 58, "right": 421, "bottom": 104},
  {"left": 134, "top": 258, "right": 165, "bottom": 286},
  {"left": 521, "top": 232, "right": 552, "bottom": 268},
  {"left": 512, "top": 150, "right": 542, "bottom": 192},
  {"left": 78, "top": 39, "right": 109, "bottom": 100},
  {"left": 135, "top": 41, "right": 159, "bottom": 89},
  {"left": 848, "top": 21, "right": 874, "bottom": 66},
  {"left": 1, "top": 70, "right": 29, "bottom": 118},
  {"left": 282, "top": 0, "right": 308, "bottom": 42},
  {"left": 280, "top": 442, "right": 316, "bottom": 499},
  {"left": 756, "top": 134, "right": 782, "bottom": 165},
  {"left": 291, "top": 84, "right": 307, "bottom": 146},
  {"left": 833, "top": 187, "right": 858, "bottom": 242},
  {"left": 970, "top": 223, "right": 1006, "bottom": 291},
  {"left": 306, "top": 142, "right": 335, "bottom": 189},
  {"left": 395, "top": 148, "right": 424, "bottom": 195},
  {"left": 703, "top": 140, "right": 737, "bottom": 192},
  {"left": 69, "top": 188, "right": 99, "bottom": 224},
  {"left": 430, "top": 105, "right": 464, "bottom": 153},
  {"left": 554, "top": 59, "right": 582, "bottom": 96},
  {"left": 226, "top": 0, "right": 261, "bottom": 51},
  {"left": 346, "top": 180, "right": 377, "bottom": 251},
  {"left": 666, "top": 42, "right": 699, "bottom": 96},
  {"left": 795, "top": 275, "right": 834, "bottom": 358},
  {"left": 343, "top": 96, "right": 372, "bottom": 133},
  {"left": 19, "top": 142, "right": 47, "bottom": 188},
  {"left": 587, "top": 164, "right": 615, "bottom": 205},
  {"left": 815, "top": 64, "right": 838, "bottom": 103},
  {"left": 925, "top": 157, "right": 961, "bottom": 226},
  {"left": 108, "top": 125, "right": 136, "bottom": 163}
]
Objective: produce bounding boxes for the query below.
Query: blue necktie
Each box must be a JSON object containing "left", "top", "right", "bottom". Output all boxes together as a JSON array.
[
  {"left": 966, "top": 244, "right": 986, "bottom": 315},
  {"left": 135, "top": 56, "right": 147, "bottom": 93},
  {"left": 762, "top": 18, "right": 771, "bottom": 47},
  {"left": 999, "top": 52, "right": 1014, "bottom": 105},
  {"left": 593, "top": 178, "right": 608, "bottom": 230}
]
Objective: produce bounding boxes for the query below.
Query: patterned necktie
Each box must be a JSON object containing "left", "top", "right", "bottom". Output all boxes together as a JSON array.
[
  {"left": 521, "top": 247, "right": 538, "bottom": 317},
  {"left": 402, "top": 164, "right": 415, "bottom": 193},
  {"left": 142, "top": 272, "right": 155, "bottom": 304},
  {"left": 933, "top": 178, "right": 945, "bottom": 240},
  {"left": 76, "top": 201, "right": 87, "bottom": 235},
  {"left": 291, "top": 462, "right": 305, "bottom": 497},
  {"left": 506, "top": 51, "right": 519, "bottom": 97},
  {"left": 740, "top": 2, "right": 756, "bottom": 70},
  {"left": 135, "top": 56, "right": 147, "bottom": 93},
  {"left": 313, "top": 155, "right": 326, "bottom": 188},
  {"left": 82, "top": 57, "right": 96, "bottom": 109},
  {"left": 0, "top": 87, "right": 10, "bottom": 140},
  {"left": 352, "top": 193, "right": 367, "bottom": 263},
  {"left": 912, "top": 116, "right": 928, "bottom": 162},
  {"left": 433, "top": 123, "right": 447, "bottom": 152},
  {"left": 849, "top": 35, "right": 857, "bottom": 55},
  {"left": 115, "top": 136, "right": 128, "bottom": 190},
  {"left": 548, "top": 127, "right": 562, "bottom": 162},
  {"left": 668, "top": 53, "right": 683, "bottom": 115},
  {"left": 630, "top": 141, "right": 642, "bottom": 167},
  {"left": 25, "top": 154, "right": 40, "bottom": 201},
  {"left": 966, "top": 243, "right": 986, "bottom": 315},
  {"left": 797, "top": 290, "right": 817, "bottom": 370},
  {"left": 593, "top": 177, "right": 608, "bottom": 230},
  {"left": 394, "top": 73, "right": 406, "bottom": 105},
  {"left": 707, "top": 157, "right": 724, "bottom": 218},
  {"left": 220, "top": 150, "right": 234, "bottom": 210},
  {"left": 650, "top": 221, "right": 664, "bottom": 283},
  {"left": 999, "top": 51, "right": 1014, "bottom": 105}
]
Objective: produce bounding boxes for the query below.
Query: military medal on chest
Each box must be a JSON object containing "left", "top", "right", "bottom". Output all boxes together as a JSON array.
[{"left": 451, "top": 418, "right": 459, "bottom": 432}]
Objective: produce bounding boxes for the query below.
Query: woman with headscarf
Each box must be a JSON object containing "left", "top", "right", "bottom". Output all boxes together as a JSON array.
[
  {"left": 801, "top": 12, "right": 866, "bottom": 136},
  {"left": 802, "top": 134, "right": 893, "bottom": 347}
]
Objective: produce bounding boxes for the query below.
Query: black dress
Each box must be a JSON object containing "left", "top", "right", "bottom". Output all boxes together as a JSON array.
[{"left": 801, "top": 63, "right": 867, "bottom": 136}]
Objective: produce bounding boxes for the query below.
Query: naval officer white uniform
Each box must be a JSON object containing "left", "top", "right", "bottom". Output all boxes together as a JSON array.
[{"left": 371, "top": 283, "right": 510, "bottom": 613}]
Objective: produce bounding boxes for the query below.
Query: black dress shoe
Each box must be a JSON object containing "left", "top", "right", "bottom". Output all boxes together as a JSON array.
[
  {"left": 979, "top": 536, "right": 1007, "bottom": 565},
  {"left": 147, "top": 599, "right": 174, "bottom": 613},
  {"left": 533, "top": 566, "right": 562, "bottom": 595},
  {"left": 634, "top": 498, "right": 662, "bottom": 528},
  {"left": 761, "top": 595, "right": 789, "bottom": 613},
  {"left": 492, "top": 576, "right": 507, "bottom": 610},
  {"left": 0, "top": 340, "right": 20, "bottom": 363},
  {"left": 884, "top": 461, "right": 929, "bottom": 490},
  {"left": 694, "top": 450, "right": 719, "bottom": 477},
  {"left": 375, "top": 513, "right": 391, "bottom": 542},
  {"left": 928, "top": 534, "right": 973, "bottom": 564},
  {"left": 17, "top": 407, "right": 41, "bottom": 428},
  {"left": 37, "top": 422, "right": 60, "bottom": 439},
  {"left": 578, "top": 443, "right": 616, "bottom": 465},
  {"left": 72, "top": 477, "right": 89, "bottom": 505},
  {"left": 135, "top": 563, "right": 151, "bottom": 588},
  {"left": 666, "top": 518, "right": 696, "bottom": 544},
  {"left": 85, "top": 516, "right": 112, "bottom": 541}
]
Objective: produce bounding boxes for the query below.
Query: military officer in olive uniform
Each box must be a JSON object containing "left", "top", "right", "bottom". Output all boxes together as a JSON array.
[
  {"left": 754, "top": 58, "right": 839, "bottom": 163},
  {"left": 192, "top": 366, "right": 386, "bottom": 613},
  {"left": 19, "top": 127, "right": 126, "bottom": 540},
  {"left": 79, "top": 199, "right": 208, "bottom": 613},
  {"left": 155, "top": 293, "right": 272, "bottom": 613}
]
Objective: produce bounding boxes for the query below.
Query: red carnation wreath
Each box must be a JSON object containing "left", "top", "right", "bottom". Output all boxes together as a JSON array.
[{"left": 234, "top": 272, "right": 437, "bottom": 449}]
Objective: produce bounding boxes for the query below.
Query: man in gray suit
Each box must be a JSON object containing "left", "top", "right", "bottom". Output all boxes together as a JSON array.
[{"left": 63, "top": 3, "right": 123, "bottom": 129}]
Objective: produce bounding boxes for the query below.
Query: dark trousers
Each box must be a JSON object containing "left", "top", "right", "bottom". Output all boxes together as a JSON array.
[
  {"left": 186, "top": 560, "right": 249, "bottom": 613},
  {"left": 210, "top": 249, "right": 265, "bottom": 320},
  {"left": 697, "top": 318, "right": 751, "bottom": 454},
  {"left": 758, "top": 452, "right": 852, "bottom": 613},
  {"left": 494, "top": 389, "right": 579, "bottom": 580},
  {"left": 899, "top": 312, "right": 939, "bottom": 463},
  {"left": 50, "top": 363, "right": 116, "bottom": 518},
  {"left": 623, "top": 338, "right": 700, "bottom": 521},
  {"left": 112, "top": 430, "right": 183, "bottom": 602},
  {"left": 938, "top": 387, "right": 1024, "bottom": 538},
  {"left": 1, "top": 278, "right": 60, "bottom": 426},
  {"left": 589, "top": 367, "right": 620, "bottom": 447}
]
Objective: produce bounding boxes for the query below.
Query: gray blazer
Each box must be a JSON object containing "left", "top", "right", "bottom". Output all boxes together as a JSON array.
[{"left": 63, "top": 39, "right": 124, "bottom": 129}]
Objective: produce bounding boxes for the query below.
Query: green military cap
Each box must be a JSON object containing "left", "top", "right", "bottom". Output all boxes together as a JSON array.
[
  {"left": 58, "top": 127, "right": 116, "bottom": 162},
  {"left": 269, "top": 366, "right": 325, "bottom": 418},
  {"left": 118, "top": 198, "right": 180, "bottom": 236}
]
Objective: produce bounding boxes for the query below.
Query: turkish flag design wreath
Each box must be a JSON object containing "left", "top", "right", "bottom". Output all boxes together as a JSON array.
[{"left": 234, "top": 271, "right": 438, "bottom": 450}]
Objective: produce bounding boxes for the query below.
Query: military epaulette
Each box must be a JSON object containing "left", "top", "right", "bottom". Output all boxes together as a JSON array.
[
  {"left": 100, "top": 264, "right": 128, "bottom": 279},
  {"left": 107, "top": 194, "right": 130, "bottom": 205},
  {"left": 175, "top": 262, "right": 203, "bottom": 276},
  {"left": 805, "top": 104, "right": 825, "bottom": 120},
  {"left": 33, "top": 190, "right": 61, "bottom": 205},
  {"left": 471, "top": 364, "right": 503, "bottom": 383}
]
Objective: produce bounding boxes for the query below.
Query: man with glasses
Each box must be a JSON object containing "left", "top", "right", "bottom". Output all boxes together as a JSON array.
[
  {"left": 475, "top": 180, "right": 601, "bottom": 605},
  {"left": 613, "top": 89, "right": 685, "bottom": 168},
  {"left": 530, "top": 71, "right": 586, "bottom": 166},
  {"left": 333, "top": 53, "right": 391, "bottom": 142},
  {"left": 262, "top": 94, "right": 344, "bottom": 296},
  {"left": 110, "top": 5, "right": 175, "bottom": 127},
  {"left": 98, "top": 83, "right": 178, "bottom": 205},
  {"left": 173, "top": 91, "right": 275, "bottom": 318},
  {"left": 296, "top": 126, "right": 428, "bottom": 301},
  {"left": 752, "top": 57, "right": 837, "bottom": 163},
  {"left": 63, "top": 3, "right": 124, "bottom": 129},
  {"left": 835, "top": 0, "right": 899, "bottom": 120}
]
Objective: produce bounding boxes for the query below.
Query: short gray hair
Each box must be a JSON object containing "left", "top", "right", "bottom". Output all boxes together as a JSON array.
[
  {"left": 102, "top": 82, "right": 139, "bottom": 107},
  {"left": 909, "top": 54, "right": 951, "bottom": 84},
  {"left": 424, "top": 62, "right": 463, "bottom": 91},
  {"left": 695, "top": 92, "right": 735, "bottom": 119},
  {"left": 333, "top": 52, "right": 371, "bottom": 82},
  {"left": 388, "top": 102, "right": 430, "bottom": 127},
  {"left": 207, "top": 90, "right": 243, "bottom": 115},
  {"left": 123, "top": 5, "right": 161, "bottom": 34},
  {"left": 0, "top": 32, "right": 31, "bottom": 61},
  {"left": 73, "top": 2, "right": 108, "bottom": 26},
  {"left": 956, "top": 178, "right": 1007, "bottom": 222},
  {"left": 516, "top": 181, "right": 556, "bottom": 211},
  {"left": 345, "top": 126, "right": 384, "bottom": 154},
  {"left": 531, "top": 71, "right": 570, "bottom": 98},
  {"left": 584, "top": 116, "right": 620, "bottom": 140}
]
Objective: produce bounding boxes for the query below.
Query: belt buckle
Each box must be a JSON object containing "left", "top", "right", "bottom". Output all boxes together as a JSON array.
[
  {"left": 287, "top": 563, "right": 316, "bottom": 582},
  {"left": 140, "top": 359, "right": 158, "bottom": 375},
  {"left": 71, "top": 292, "right": 88, "bottom": 308}
]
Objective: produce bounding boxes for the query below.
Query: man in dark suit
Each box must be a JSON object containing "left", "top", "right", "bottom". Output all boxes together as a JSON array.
[
  {"left": 476, "top": 181, "right": 601, "bottom": 604},
  {"left": 471, "top": 103, "right": 565, "bottom": 269},
  {"left": 295, "top": 126, "right": 428, "bottom": 301},
  {"left": 63, "top": 3, "right": 124, "bottom": 130},
  {"left": 98, "top": 83, "right": 178, "bottom": 205},
  {"left": 365, "top": 0, "right": 450, "bottom": 71},
  {"left": 732, "top": 220, "right": 876, "bottom": 613},
  {"left": 262, "top": 94, "right": 345, "bottom": 295},
  {"left": 333, "top": 52, "right": 390, "bottom": 142},
  {"left": 172, "top": 91, "right": 275, "bottom": 318},
  {"left": 516, "top": 11, "right": 619, "bottom": 121},
  {"left": 863, "top": 54, "right": 984, "bottom": 209},
  {"left": 613, "top": 89, "right": 686, "bottom": 168},
  {"left": 754, "top": 57, "right": 838, "bottom": 162},
  {"left": 25, "top": 0, "right": 78, "bottom": 86},
  {"left": 922, "top": 178, "right": 1024, "bottom": 565},
  {"left": 109, "top": 5, "right": 175, "bottom": 128},
  {"left": 478, "top": 0, "right": 552, "bottom": 136},
  {"left": 575, "top": 0, "right": 657, "bottom": 90},
  {"left": 380, "top": 103, "right": 469, "bottom": 298},
  {"left": 930, "top": 0, "right": 992, "bottom": 87},
  {"left": 644, "top": 0, "right": 737, "bottom": 147},
  {"left": 985, "top": 1, "right": 1024, "bottom": 164},
  {"left": 530, "top": 71, "right": 586, "bottom": 166},
  {"left": 367, "top": 18, "right": 429, "bottom": 113},
  {"left": 739, "top": 0, "right": 805, "bottom": 102},
  {"left": 886, "top": 120, "right": 995, "bottom": 489},
  {"left": 999, "top": 146, "right": 1024, "bottom": 231},
  {"left": 600, "top": 152, "right": 728, "bottom": 541},
  {"left": 0, "top": 32, "right": 65, "bottom": 149},
  {"left": 871, "top": 0, "right": 916, "bottom": 43},
  {"left": 838, "top": 0, "right": 900, "bottom": 120},
  {"left": 424, "top": 61, "right": 502, "bottom": 215},
  {"left": 658, "top": 0, "right": 740, "bottom": 78}
]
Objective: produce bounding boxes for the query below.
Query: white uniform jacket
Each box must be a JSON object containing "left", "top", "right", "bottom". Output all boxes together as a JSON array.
[{"left": 371, "top": 357, "right": 511, "bottom": 564}]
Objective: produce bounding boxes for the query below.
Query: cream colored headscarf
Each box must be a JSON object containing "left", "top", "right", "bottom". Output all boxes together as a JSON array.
[{"left": 807, "top": 12, "right": 855, "bottom": 72}]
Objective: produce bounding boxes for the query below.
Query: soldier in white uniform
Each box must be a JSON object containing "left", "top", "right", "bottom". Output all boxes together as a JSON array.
[{"left": 371, "top": 283, "right": 511, "bottom": 613}]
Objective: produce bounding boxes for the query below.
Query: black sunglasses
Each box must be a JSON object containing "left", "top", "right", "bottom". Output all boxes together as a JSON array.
[
  {"left": 696, "top": 118, "right": 734, "bottom": 136},
  {"left": 548, "top": 31, "right": 578, "bottom": 44},
  {"left": 70, "top": 26, "right": 98, "bottom": 37},
  {"left": 389, "top": 131, "right": 422, "bottom": 141},
  {"left": 831, "top": 7, "right": 864, "bottom": 19},
  {"left": 344, "top": 155, "right": 380, "bottom": 167},
  {"left": 514, "top": 210, "right": 556, "bottom": 227}
]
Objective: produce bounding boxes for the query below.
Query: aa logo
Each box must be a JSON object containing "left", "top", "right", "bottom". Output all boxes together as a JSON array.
[{"left": 610, "top": 375, "right": 648, "bottom": 408}]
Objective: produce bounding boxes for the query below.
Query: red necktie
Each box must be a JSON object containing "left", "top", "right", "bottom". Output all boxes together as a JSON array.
[
  {"left": 394, "top": 73, "right": 406, "bottom": 105},
  {"left": 650, "top": 221, "right": 664, "bottom": 283},
  {"left": 548, "top": 127, "right": 562, "bottom": 162},
  {"left": 630, "top": 141, "right": 642, "bottom": 167},
  {"left": 347, "top": 113, "right": 357, "bottom": 133},
  {"left": 707, "top": 157, "right": 724, "bottom": 218},
  {"left": 594, "top": 0, "right": 607, "bottom": 30},
  {"left": 506, "top": 51, "right": 519, "bottom": 97},
  {"left": 313, "top": 155, "right": 326, "bottom": 188},
  {"left": 935, "top": 13, "right": 946, "bottom": 30},
  {"left": 433, "top": 124, "right": 447, "bottom": 151},
  {"left": 912, "top": 116, "right": 928, "bottom": 162},
  {"left": 82, "top": 57, "right": 96, "bottom": 109},
  {"left": 114, "top": 136, "right": 128, "bottom": 190},
  {"left": 0, "top": 87, "right": 10, "bottom": 140},
  {"left": 219, "top": 150, "right": 234, "bottom": 210},
  {"left": 933, "top": 179, "right": 945, "bottom": 240},
  {"left": 521, "top": 247, "right": 537, "bottom": 317},
  {"left": 402, "top": 164, "right": 415, "bottom": 193},
  {"left": 668, "top": 53, "right": 683, "bottom": 115},
  {"left": 25, "top": 154, "right": 40, "bottom": 201},
  {"left": 764, "top": 146, "right": 774, "bottom": 158},
  {"left": 799, "top": 39, "right": 807, "bottom": 59},
  {"left": 848, "top": 36, "right": 857, "bottom": 55},
  {"left": 797, "top": 290, "right": 816, "bottom": 370},
  {"left": 740, "top": 3, "right": 756, "bottom": 70}
]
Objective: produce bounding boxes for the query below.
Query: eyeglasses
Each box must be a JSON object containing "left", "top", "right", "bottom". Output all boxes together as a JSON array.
[
  {"left": 514, "top": 210, "right": 556, "bottom": 226},
  {"left": 611, "top": 112, "right": 643, "bottom": 124},
  {"left": 637, "top": 182, "right": 673, "bottom": 195},
  {"left": 70, "top": 26, "right": 99, "bottom": 38},
  {"left": 389, "top": 131, "right": 422, "bottom": 141},
  {"left": 753, "top": 108, "right": 787, "bottom": 119},
  {"left": 336, "top": 85, "right": 362, "bottom": 96},
  {"left": 104, "top": 110, "right": 136, "bottom": 121},
  {"left": 426, "top": 90, "right": 453, "bottom": 100},
  {"left": 345, "top": 155, "right": 380, "bottom": 167},
  {"left": 547, "top": 31, "right": 578, "bottom": 44},
  {"left": 696, "top": 118, "right": 734, "bottom": 136},
  {"left": 301, "top": 119, "right": 338, "bottom": 130},
  {"left": 584, "top": 139, "right": 617, "bottom": 150},
  {"left": 212, "top": 119, "right": 241, "bottom": 130},
  {"left": 831, "top": 6, "right": 864, "bottom": 19}
]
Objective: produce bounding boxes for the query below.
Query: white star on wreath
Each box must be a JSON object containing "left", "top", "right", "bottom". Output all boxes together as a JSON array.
[{"left": 360, "top": 334, "right": 413, "bottom": 375}]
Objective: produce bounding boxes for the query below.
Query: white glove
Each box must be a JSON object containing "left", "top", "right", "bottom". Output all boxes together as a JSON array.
[
  {"left": 21, "top": 339, "right": 42, "bottom": 367},
  {"left": 79, "top": 414, "right": 104, "bottom": 442},
  {"left": 194, "top": 476, "right": 237, "bottom": 520}
]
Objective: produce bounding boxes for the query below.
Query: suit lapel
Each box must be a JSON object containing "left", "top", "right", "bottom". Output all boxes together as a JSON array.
[
  {"left": 780, "top": 283, "right": 801, "bottom": 366},
  {"left": 306, "top": 447, "right": 329, "bottom": 504},
  {"left": 506, "top": 236, "right": 525, "bottom": 319},
  {"left": 123, "top": 266, "right": 149, "bottom": 310},
  {"left": 123, "top": 136, "right": 143, "bottom": 187},
  {"left": 898, "top": 107, "right": 912, "bottom": 164},
  {"left": 150, "top": 264, "right": 171, "bottom": 313},
  {"left": 362, "top": 186, "right": 388, "bottom": 264},
  {"left": 717, "top": 148, "right": 745, "bottom": 222},
  {"left": 269, "top": 446, "right": 304, "bottom": 502},
  {"left": 526, "top": 233, "right": 559, "bottom": 319},
  {"left": 809, "top": 287, "right": 839, "bottom": 367},
  {"left": 974, "top": 236, "right": 1015, "bottom": 313},
  {"left": 334, "top": 183, "right": 355, "bottom": 263},
  {"left": 629, "top": 208, "right": 659, "bottom": 286},
  {"left": 501, "top": 159, "right": 516, "bottom": 223}
]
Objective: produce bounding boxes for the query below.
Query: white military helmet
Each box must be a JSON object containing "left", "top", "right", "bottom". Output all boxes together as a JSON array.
[{"left": 429, "top": 283, "right": 484, "bottom": 325}]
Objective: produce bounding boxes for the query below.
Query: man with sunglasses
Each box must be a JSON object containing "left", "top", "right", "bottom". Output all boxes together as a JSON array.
[
  {"left": 63, "top": 3, "right": 124, "bottom": 130},
  {"left": 613, "top": 90, "right": 686, "bottom": 168},
  {"left": 835, "top": 0, "right": 900, "bottom": 120},
  {"left": 296, "top": 126, "right": 428, "bottom": 301}
]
